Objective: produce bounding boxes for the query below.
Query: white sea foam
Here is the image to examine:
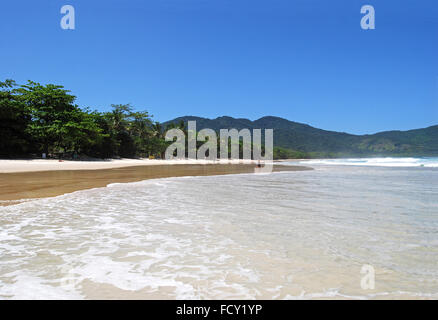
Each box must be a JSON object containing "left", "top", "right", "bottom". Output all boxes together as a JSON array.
[
  {"left": 298, "top": 157, "right": 438, "bottom": 167},
  {"left": 0, "top": 165, "right": 437, "bottom": 299}
]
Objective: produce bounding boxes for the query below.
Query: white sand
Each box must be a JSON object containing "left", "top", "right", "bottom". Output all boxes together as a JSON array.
[{"left": 0, "top": 159, "right": 259, "bottom": 173}]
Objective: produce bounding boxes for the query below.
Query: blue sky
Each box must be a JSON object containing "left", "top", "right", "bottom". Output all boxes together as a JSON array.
[{"left": 1, "top": 0, "right": 437, "bottom": 134}]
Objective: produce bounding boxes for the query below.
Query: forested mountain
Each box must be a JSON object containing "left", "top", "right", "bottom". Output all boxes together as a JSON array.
[{"left": 165, "top": 116, "right": 438, "bottom": 158}]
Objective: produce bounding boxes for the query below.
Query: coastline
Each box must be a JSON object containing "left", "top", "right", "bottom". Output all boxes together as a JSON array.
[
  {"left": 0, "top": 158, "right": 258, "bottom": 174},
  {"left": 0, "top": 161, "right": 312, "bottom": 206}
]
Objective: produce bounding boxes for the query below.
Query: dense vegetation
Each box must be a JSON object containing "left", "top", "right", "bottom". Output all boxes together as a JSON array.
[
  {"left": 0, "top": 80, "right": 169, "bottom": 159},
  {"left": 2, "top": 79, "right": 437, "bottom": 160},
  {"left": 0, "top": 79, "right": 272, "bottom": 160},
  {"left": 165, "top": 116, "right": 438, "bottom": 158}
]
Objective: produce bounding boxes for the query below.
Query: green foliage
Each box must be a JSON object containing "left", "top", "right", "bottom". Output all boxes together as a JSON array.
[
  {"left": 273, "top": 147, "right": 309, "bottom": 159},
  {"left": 0, "top": 80, "right": 159, "bottom": 159},
  {"left": 165, "top": 116, "right": 438, "bottom": 158},
  {"left": 0, "top": 80, "right": 32, "bottom": 156},
  {"left": 15, "top": 80, "right": 78, "bottom": 154}
]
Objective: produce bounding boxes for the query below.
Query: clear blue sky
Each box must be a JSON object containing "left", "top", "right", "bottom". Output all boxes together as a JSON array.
[{"left": 1, "top": 0, "right": 437, "bottom": 134}]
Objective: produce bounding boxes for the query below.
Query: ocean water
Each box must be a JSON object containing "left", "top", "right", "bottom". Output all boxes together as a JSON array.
[
  {"left": 300, "top": 157, "right": 438, "bottom": 167},
  {"left": 0, "top": 158, "right": 438, "bottom": 299}
]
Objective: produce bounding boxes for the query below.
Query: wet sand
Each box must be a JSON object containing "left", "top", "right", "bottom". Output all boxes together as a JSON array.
[{"left": 0, "top": 164, "right": 311, "bottom": 206}]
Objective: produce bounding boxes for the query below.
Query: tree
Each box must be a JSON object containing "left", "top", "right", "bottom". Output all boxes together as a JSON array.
[
  {"left": 101, "top": 104, "right": 155, "bottom": 158},
  {"left": 103, "top": 104, "right": 135, "bottom": 157},
  {"left": 61, "top": 107, "right": 104, "bottom": 156},
  {"left": 149, "top": 122, "right": 168, "bottom": 158},
  {"left": 0, "top": 80, "right": 32, "bottom": 156},
  {"left": 15, "top": 81, "right": 78, "bottom": 155},
  {"left": 129, "top": 111, "right": 153, "bottom": 157}
]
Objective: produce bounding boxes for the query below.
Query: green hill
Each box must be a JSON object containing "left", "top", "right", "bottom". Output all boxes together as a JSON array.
[{"left": 164, "top": 116, "right": 438, "bottom": 158}]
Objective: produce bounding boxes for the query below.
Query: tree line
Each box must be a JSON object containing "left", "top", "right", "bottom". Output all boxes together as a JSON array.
[
  {"left": 0, "top": 79, "right": 177, "bottom": 159},
  {"left": 1, "top": 79, "right": 303, "bottom": 159}
]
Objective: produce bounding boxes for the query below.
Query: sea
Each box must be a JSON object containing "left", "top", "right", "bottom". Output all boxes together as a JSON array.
[{"left": 0, "top": 157, "right": 437, "bottom": 299}]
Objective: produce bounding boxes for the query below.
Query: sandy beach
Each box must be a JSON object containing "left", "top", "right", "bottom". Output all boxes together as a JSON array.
[
  {"left": 0, "top": 158, "right": 260, "bottom": 174},
  {"left": 0, "top": 159, "right": 311, "bottom": 206}
]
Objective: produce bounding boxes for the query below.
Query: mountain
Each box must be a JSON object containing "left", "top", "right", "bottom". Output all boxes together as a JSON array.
[{"left": 163, "top": 116, "right": 438, "bottom": 158}]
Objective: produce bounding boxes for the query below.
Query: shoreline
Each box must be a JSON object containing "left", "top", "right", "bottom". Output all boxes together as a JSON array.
[
  {"left": 0, "top": 162, "right": 312, "bottom": 206},
  {"left": 0, "top": 158, "right": 261, "bottom": 174}
]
